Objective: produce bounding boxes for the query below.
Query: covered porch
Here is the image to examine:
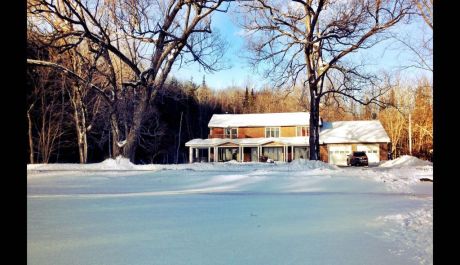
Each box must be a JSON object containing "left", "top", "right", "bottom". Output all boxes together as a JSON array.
[{"left": 185, "top": 137, "right": 310, "bottom": 163}]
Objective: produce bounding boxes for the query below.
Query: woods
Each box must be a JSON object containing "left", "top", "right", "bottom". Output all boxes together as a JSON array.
[{"left": 27, "top": 0, "right": 432, "bottom": 164}]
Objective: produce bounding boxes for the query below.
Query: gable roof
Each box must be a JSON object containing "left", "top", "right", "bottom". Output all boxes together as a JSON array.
[
  {"left": 319, "top": 120, "right": 390, "bottom": 144},
  {"left": 208, "top": 112, "right": 318, "bottom": 127}
]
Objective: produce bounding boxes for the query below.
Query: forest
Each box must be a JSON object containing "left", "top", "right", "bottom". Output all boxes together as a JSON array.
[{"left": 27, "top": 0, "right": 432, "bottom": 164}]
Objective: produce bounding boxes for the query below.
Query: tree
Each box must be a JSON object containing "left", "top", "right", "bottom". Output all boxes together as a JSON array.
[
  {"left": 413, "top": 0, "right": 432, "bottom": 29},
  {"left": 391, "top": 0, "right": 432, "bottom": 72},
  {"left": 242, "top": 86, "right": 250, "bottom": 113},
  {"left": 27, "top": 65, "right": 68, "bottom": 163},
  {"left": 411, "top": 77, "right": 432, "bottom": 157},
  {"left": 239, "top": 0, "right": 412, "bottom": 160},
  {"left": 28, "top": 0, "right": 231, "bottom": 163}
]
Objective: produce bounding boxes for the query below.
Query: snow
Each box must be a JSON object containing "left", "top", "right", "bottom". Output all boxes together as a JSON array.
[
  {"left": 186, "top": 137, "right": 310, "bottom": 147},
  {"left": 379, "top": 155, "right": 432, "bottom": 168},
  {"left": 208, "top": 112, "right": 315, "bottom": 127},
  {"left": 375, "top": 207, "right": 433, "bottom": 265},
  {"left": 320, "top": 120, "right": 390, "bottom": 143},
  {"left": 185, "top": 138, "right": 232, "bottom": 147},
  {"left": 116, "top": 139, "right": 127, "bottom": 147},
  {"left": 27, "top": 156, "right": 337, "bottom": 175},
  {"left": 27, "top": 156, "right": 137, "bottom": 172},
  {"left": 27, "top": 158, "right": 432, "bottom": 265}
]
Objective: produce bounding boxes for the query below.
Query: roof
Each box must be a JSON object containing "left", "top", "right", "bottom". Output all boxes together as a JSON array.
[
  {"left": 185, "top": 138, "right": 232, "bottom": 147},
  {"left": 185, "top": 137, "right": 309, "bottom": 147},
  {"left": 208, "top": 112, "right": 319, "bottom": 127},
  {"left": 319, "top": 120, "right": 390, "bottom": 144}
]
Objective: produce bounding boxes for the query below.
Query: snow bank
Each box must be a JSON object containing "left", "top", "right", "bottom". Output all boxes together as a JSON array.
[
  {"left": 97, "top": 156, "right": 136, "bottom": 170},
  {"left": 27, "top": 156, "right": 137, "bottom": 171},
  {"left": 379, "top": 155, "right": 432, "bottom": 168},
  {"left": 288, "top": 158, "right": 339, "bottom": 170},
  {"left": 27, "top": 157, "right": 339, "bottom": 174}
]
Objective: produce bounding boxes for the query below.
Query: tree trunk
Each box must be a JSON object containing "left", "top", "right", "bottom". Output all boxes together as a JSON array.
[
  {"left": 27, "top": 104, "right": 35, "bottom": 164},
  {"left": 70, "top": 86, "right": 88, "bottom": 163},
  {"left": 308, "top": 87, "right": 321, "bottom": 160},
  {"left": 110, "top": 111, "right": 121, "bottom": 158},
  {"left": 314, "top": 97, "right": 321, "bottom": 160},
  {"left": 122, "top": 94, "right": 150, "bottom": 163}
]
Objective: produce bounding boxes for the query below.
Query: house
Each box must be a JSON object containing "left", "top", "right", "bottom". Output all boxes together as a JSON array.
[{"left": 185, "top": 112, "right": 390, "bottom": 166}]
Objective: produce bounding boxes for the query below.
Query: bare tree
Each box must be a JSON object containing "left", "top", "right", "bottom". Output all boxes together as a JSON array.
[
  {"left": 28, "top": 0, "right": 231, "bottom": 163},
  {"left": 391, "top": 0, "right": 432, "bottom": 72},
  {"left": 411, "top": 77, "right": 432, "bottom": 156},
  {"left": 27, "top": 67, "right": 67, "bottom": 163},
  {"left": 239, "top": 0, "right": 412, "bottom": 160},
  {"left": 413, "top": 0, "right": 432, "bottom": 29}
]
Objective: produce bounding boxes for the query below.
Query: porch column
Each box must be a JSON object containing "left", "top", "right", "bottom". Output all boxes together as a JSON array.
[
  {"left": 257, "top": 145, "right": 260, "bottom": 162},
  {"left": 195, "top": 148, "right": 199, "bottom": 162},
  {"left": 214, "top": 147, "right": 218, "bottom": 162},
  {"left": 189, "top": 147, "right": 193, "bottom": 163},
  {"left": 208, "top": 147, "right": 211, "bottom": 162},
  {"left": 284, "top": 145, "right": 287, "bottom": 162},
  {"left": 239, "top": 146, "right": 243, "bottom": 162}
]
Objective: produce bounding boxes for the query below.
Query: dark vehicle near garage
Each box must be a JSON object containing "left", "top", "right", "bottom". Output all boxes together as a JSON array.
[{"left": 347, "top": 151, "right": 368, "bottom": 166}]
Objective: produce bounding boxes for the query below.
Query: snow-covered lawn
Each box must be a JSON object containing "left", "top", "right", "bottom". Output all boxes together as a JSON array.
[{"left": 27, "top": 156, "right": 432, "bottom": 265}]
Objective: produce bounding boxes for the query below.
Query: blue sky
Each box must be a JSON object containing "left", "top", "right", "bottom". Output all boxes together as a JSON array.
[
  {"left": 171, "top": 10, "right": 259, "bottom": 89},
  {"left": 171, "top": 8, "right": 432, "bottom": 91}
]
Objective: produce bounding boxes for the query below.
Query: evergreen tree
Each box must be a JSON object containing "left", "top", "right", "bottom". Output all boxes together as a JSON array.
[
  {"left": 249, "top": 88, "right": 256, "bottom": 113},
  {"left": 242, "top": 86, "right": 250, "bottom": 113}
]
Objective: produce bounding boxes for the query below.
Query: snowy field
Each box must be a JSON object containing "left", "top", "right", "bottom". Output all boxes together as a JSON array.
[{"left": 27, "top": 156, "right": 433, "bottom": 265}]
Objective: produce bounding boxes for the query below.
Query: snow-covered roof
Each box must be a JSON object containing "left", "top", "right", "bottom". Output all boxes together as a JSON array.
[
  {"left": 208, "top": 112, "right": 317, "bottom": 127},
  {"left": 319, "top": 120, "right": 390, "bottom": 144},
  {"left": 185, "top": 138, "right": 233, "bottom": 147},
  {"left": 185, "top": 137, "right": 310, "bottom": 147}
]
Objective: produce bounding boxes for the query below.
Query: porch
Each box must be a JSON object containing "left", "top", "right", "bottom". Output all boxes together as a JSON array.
[{"left": 185, "top": 137, "right": 309, "bottom": 163}]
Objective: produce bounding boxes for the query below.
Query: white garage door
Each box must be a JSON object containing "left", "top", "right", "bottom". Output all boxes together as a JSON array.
[
  {"left": 356, "top": 144, "right": 380, "bottom": 165},
  {"left": 328, "top": 144, "right": 352, "bottom": 166}
]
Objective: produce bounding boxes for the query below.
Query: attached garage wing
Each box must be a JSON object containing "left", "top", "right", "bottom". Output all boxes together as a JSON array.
[{"left": 328, "top": 144, "right": 352, "bottom": 166}]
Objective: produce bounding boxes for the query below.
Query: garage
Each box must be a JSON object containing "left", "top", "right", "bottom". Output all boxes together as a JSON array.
[
  {"left": 356, "top": 144, "right": 380, "bottom": 165},
  {"left": 328, "top": 144, "right": 352, "bottom": 166}
]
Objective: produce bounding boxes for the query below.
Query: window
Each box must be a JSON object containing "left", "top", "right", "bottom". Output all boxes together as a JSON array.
[
  {"left": 296, "top": 126, "right": 309, "bottom": 137},
  {"left": 294, "top": 147, "right": 309, "bottom": 159},
  {"left": 265, "top": 127, "right": 280, "bottom": 138},
  {"left": 263, "top": 147, "right": 282, "bottom": 161},
  {"left": 224, "top": 128, "right": 238, "bottom": 138}
]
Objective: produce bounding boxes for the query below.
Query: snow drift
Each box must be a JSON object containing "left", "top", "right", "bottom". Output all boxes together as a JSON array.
[
  {"left": 379, "top": 155, "right": 432, "bottom": 168},
  {"left": 27, "top": 156, "right": 339, "bottom": 172}
]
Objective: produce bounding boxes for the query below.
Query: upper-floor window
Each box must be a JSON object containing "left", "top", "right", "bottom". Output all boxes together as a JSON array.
[
  {"left": 296, "top": 126, "right": 309, "bottom": 137},
  {"left": 265, "top": 127, "right": 280, "bottom": 138},
  {"left": 224, "top": 127, "right": 238, "bottom": 138}
]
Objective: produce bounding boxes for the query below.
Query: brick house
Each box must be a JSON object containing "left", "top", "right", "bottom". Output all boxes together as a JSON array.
[{"left": 185, "top": 112, "right": 390, "bottom": 166}]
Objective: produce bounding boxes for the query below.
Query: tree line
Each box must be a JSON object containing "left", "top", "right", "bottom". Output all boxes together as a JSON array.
[
  {"left": 27, "top": 0, "right": 432, "bottom": 164},
  {"left": 27, "top": 38, "right": 432, "bottom": 164}
]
